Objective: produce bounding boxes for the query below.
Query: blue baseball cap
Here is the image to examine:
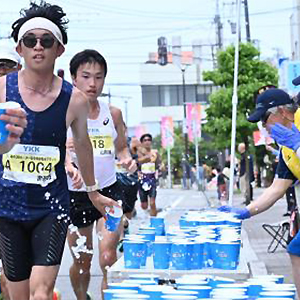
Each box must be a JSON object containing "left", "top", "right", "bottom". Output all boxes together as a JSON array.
[{"left": 248, "top": 88, "right": 293, "bottom": 123}]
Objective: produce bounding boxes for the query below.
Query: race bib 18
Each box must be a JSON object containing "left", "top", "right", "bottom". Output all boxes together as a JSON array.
[{"left": 89, "top": 135, "right": 114, "bottom": 157}]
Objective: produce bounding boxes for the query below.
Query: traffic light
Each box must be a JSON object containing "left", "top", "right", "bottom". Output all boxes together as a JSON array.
[{"left": 158, "top": 36, "right": 168, "bottom": 66}]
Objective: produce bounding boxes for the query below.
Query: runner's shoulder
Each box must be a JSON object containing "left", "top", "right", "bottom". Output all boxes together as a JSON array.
[
  {"left": 109, "top": 105, "right": 123, "bottom": 123},
  {"left": 70, "top": 87, "right": 89, "bottom": 108}
]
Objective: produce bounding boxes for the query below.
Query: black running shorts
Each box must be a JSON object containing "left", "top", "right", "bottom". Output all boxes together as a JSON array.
[
  {"left": 0, "top": 213, "right": 68, "bottom": 282},
  {"left": 69, "top": 181, "right": 124, "bottom": 228}
]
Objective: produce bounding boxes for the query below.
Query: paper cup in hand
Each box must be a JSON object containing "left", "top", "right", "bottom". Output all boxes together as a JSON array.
[
  {"left": 105, "top": 202, "right": 123, "bottom": 232},
  {"left": 0, "top": 101, "right": 21, "bottom": 144}
]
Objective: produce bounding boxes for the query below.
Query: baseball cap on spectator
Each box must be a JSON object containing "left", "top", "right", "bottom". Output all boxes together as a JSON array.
[
  {"left": 248, "top": 88, "right": 293, "bottom": 123},
  {"left": 0, "top": 46, "right": 21, "bottom": 64}
]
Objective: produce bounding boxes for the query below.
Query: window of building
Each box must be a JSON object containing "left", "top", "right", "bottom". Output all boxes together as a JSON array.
[{"left": 142, "top": 85, "right": 160, "bottom": 107}]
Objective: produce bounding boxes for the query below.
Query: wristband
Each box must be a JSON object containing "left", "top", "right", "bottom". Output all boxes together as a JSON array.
[{"left": 86, "top": 180, "right": 99, "bottom": 193}]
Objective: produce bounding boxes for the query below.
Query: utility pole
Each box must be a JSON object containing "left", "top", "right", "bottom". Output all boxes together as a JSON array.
[
  {"left": 100, "top": 92, "right": 131, "bottom": 124},
  {"left": 211, "top": 45, "right": 216, "bottom": 69},
  {"left": 214, "top": 0, "right": 223, "bottom": 50},
  {"left": 108, "top": 88, "right": 111, "bottom": 104},
  {"left": 181, "top": 66, "right": 190, "bottom": 190},
  {"left": 124, "top": 99, "right": 128, "bottom": 125},
  {"left": 243, "top": 0, "right": 251, "bottom": 42}
]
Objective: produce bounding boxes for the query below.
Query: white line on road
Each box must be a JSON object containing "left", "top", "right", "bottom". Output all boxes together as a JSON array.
[{"left": 158, "top": 196, "right": 184, "bottom": 218}]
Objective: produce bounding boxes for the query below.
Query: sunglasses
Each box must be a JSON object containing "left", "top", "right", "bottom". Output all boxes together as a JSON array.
[
  {"left": 21, "top": 34, "right": 56, "bottom": 49},
  {"left": 0, "top": 60, "right": 17, "bottom": 69},
  {"left": 143, "top": 138, "right": 152, "bottom": 142}
]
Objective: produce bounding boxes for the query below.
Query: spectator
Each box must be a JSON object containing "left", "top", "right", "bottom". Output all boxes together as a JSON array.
[{"left": 238, "top": 142, "right": 255, "bottom": 205}]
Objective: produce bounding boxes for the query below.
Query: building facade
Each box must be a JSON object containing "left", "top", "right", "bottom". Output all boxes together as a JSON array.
[{"left": 139, "top": 53, "right": 216, "bottom": 136}]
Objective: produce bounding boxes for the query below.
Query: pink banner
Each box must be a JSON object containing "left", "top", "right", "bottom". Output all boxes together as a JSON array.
[
  {"left": 134, "top": 124, "right": 147, "bottom": 139},
  {"left": 186, "top": 103, "right": 202, "bottom": 142},
  {"left": 253, "top": 131, "right": 273, "bottom": 146},
  {"left": 161, "top": 116, "right": 174, "bottom": 149}
]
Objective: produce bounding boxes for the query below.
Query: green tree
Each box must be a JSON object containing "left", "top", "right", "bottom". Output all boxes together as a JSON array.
[{"left": 203, "top": 42, "right": 278, "bottom": 149}]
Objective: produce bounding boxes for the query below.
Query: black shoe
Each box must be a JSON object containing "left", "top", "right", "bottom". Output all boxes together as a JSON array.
[{"left": 283, "top": 212, "right": 291, "bottom": 217}]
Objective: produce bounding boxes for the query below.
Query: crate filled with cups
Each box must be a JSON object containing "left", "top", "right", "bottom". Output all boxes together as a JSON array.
[
  {"left": 123, "top": 211, "right": 242, "bottom": 270},
  {"left": 104, "top": 273, "right": 296, "bottom": 299}
]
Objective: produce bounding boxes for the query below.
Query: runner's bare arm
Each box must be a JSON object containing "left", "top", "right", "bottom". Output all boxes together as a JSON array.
[
  {"left": 68, "top": 89, "right": 117, "bottom": 214},
  {"left": 110, "top": 106, "right": 137, "bottom": 173},
  {"left": 0, "top": 77, "right": 27, "bottom": 154}
]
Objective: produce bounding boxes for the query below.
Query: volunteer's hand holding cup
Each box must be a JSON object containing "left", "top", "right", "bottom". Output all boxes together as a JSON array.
[{"left": 218, "top": 205, "right": 251, "bottom": 220}]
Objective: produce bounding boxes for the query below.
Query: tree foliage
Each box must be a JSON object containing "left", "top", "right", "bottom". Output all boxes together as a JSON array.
[{"left": 202, "top": 43, "right": 278, "bottom": 149}]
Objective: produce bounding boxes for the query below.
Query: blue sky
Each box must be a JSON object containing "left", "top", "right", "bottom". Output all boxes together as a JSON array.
[{"left": 0, "top": 0, "right": 295, "bottom": 125}]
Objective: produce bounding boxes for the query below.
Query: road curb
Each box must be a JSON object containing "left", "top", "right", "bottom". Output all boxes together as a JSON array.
[{"left": 241, "top": 227, "right": 268, "bottom": 276}]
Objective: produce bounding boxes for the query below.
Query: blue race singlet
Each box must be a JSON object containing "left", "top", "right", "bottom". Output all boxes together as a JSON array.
[{"left": 0, "top": 72, "right": 72, "bottom": 221}]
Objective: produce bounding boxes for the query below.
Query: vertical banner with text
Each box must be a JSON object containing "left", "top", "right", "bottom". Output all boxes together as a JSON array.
[
  {"left": 287, "top": 61, "right": 300, "bottom": 94},
  {"left": 161, "top": 116, "right": 174, "bottom": 149},
  {"left": 186, "top": 103, "right": 202, "bottom": 142}
]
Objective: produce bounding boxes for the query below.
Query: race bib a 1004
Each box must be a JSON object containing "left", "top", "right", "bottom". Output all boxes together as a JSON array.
[{"left": 2, "top": 144, "right": 60, "bottom": 186}]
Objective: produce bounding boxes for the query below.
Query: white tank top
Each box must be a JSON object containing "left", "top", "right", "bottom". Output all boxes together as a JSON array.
[{"left": 67, "top": 100, "right": 118, "bottom": 191}]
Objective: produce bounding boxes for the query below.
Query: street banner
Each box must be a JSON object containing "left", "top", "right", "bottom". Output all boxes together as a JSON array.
[
  {"left": 135, "top": 124, "right": 147, "bottom": 139},
  {"left": 278, "top": 57, "right": 288, "bottom": 90},
  {"left": 287, "top": 61, "right": 300, "bottom": 94},
  {"left": 161, "top": 116, "right": 174, "bottom": 149},
  {"left": 253, "top": 130, "right": 273, "bottom": 146},
  {"left": 186, "top": 103, "right": 202, "bottom": 142}
]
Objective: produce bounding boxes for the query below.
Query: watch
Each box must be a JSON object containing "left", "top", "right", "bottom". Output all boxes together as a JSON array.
[{"left": 86, "top": 180, "right": 99, "bottom": 193}]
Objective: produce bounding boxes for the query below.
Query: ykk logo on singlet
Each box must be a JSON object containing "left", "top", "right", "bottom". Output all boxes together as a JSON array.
[{"left": 23, "top": 145, "right": 40, "bottom": 153}]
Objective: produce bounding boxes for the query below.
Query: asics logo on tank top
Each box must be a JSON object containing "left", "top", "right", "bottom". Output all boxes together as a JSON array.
[{"left": 103, "top": 117, "right": 109, "bottom": 125}]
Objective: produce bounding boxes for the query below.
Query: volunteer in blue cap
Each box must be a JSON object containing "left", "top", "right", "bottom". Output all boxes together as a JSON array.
[{"left": 219, "top": 87, "right": 300, "bottom": 296}]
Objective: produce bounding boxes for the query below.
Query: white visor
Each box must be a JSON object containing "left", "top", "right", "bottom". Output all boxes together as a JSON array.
[{"left": 17, "top": 17, "right": 64, "bottom": 47}]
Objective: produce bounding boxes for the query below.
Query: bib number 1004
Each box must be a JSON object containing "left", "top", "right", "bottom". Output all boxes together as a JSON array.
[{"left": 4, "top": 159, "right": 53, "bottom": 174}]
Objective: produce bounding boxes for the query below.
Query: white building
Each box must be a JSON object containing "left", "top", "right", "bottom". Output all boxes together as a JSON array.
[
  {"left": 139, "top": 51, "right": 217, "bottom": 137},
  {"left": 291, "top": 0, "right": 300, "bottom": 60}
]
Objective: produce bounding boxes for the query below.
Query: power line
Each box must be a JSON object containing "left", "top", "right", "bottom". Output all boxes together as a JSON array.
[
  {"left": 0, "top": 4, "right": 299, "bottom": 20},
  {"left": 67, "top": 24, "right": 203, "bottom": 43},
  {"left": 61, "top": 0, "right": 206, "bottom": 20},
  {"left": 72, "top": 0, "right": 211, "bottom": 18}
]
